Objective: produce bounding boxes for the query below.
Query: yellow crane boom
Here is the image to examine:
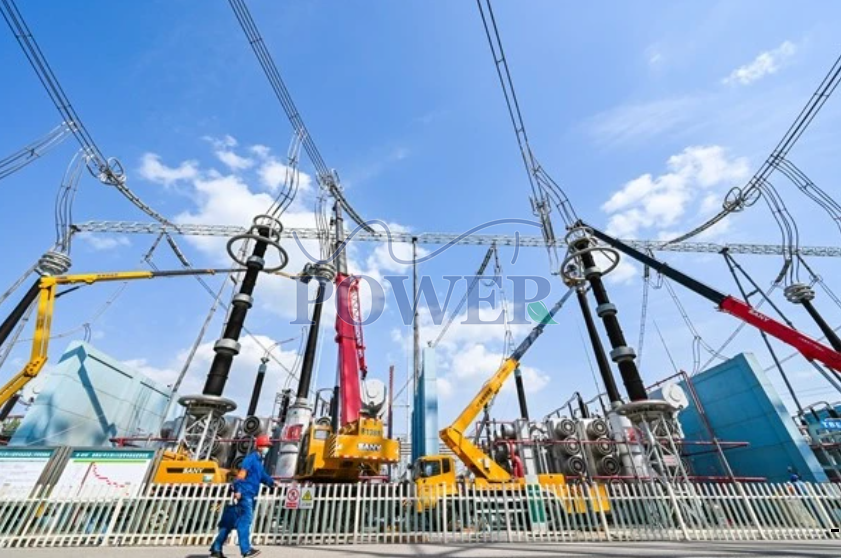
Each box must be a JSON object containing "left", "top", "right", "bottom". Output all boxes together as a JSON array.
[
  {"left": 0, "top": 268, "right": 235, "bottom": 408},
  {"left": 439, "top": 287, "right": 575, "bottom": 482}
]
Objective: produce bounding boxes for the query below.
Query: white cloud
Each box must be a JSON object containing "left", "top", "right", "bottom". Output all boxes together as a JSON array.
[
  {"left": 162, "top": 137, "right": 410, "bottom": 323},
  {"left": 258, "top": 158, "right": 313, "bottom": 193},
  {"left": 605, "top": 259, "right": 638, "bottom": 285},
  {"left": 440, "top": 343, "right": 549, "bottom": 406},
  {"left": 645, "top": 44, "right": 663, "bottom": 67},
  {"left": 585, "top": 96, "right": 702, "bottom": 146},
  {"left": 138, "top": 153, "right": 199, "bottom": 186},
  {"left": 217, "top": 150, "right": 254, "bottom": 171},
  {"left": 123, "top": 334, "right": 300, "bottom": 417},
  {"left": 250, "top": 145, "right": 271, "bottom": 159},
  {"left": 172, "top": 170, "right": 324, "bottom": 319},
  {"left": 205, "top": 135, "right": 255, "bottom": 171},
  {"left": 723, "top": 41, "right": 797, "bottom": 86},
  {"left": 77, "top": 233, "right": 132, "bottom": 251},
  {"left": 601, "top": 145, "right": 749, "bottom": 237}
]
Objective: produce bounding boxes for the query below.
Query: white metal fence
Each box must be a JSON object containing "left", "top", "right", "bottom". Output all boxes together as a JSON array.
[{"left": 0, "top": 481, "right": 839, "bottom": 548}]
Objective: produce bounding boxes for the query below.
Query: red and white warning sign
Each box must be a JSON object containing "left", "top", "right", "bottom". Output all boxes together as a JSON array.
[
  {"left": 281, "top": 424, "right": 303, "bottom": 442},
  {"left": 284, "top": 486, "right": 300, "bottom": 510}
]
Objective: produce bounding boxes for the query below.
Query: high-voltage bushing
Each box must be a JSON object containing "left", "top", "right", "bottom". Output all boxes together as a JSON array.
[
  {"left": 175, "top": 213, "right": 290, "bottom": 463},
  {"left": 274, "top": 260, "right": 336, "bottom": 480},
  {"left": 562, "top": 225, "right": 647, "bottom": 403},
  {"left": 784, "top": 282, "right": 841, "bottom": 352},
  {"left": 203, "top": 214, "right": 289, "bottom": 399}
]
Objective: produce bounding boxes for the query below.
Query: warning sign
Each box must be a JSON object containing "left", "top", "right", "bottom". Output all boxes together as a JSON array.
[
  {"left": 300, "top": 486, "right": 314, "bottom": 509},
  {"left": 281, "top": 424, "right": 303, "bottom": 442},
  {"left": 284, "top": 486, "right": 300, "bottom": 510}
]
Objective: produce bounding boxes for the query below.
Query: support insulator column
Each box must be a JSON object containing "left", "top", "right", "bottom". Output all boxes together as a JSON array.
[
  {"left": 297, "top": 265, "right": 335, "bottom": 402},
  {"left": 0, "top": 393, "right": 20, "bottom": 422},
  {"left": 0, "top": 281, "right": 40, "bottom": 349},
  {"left": 247, "top": 358, "right": 268, "bottom": 417},
  {"left": 513, "top": 367, "right": 529, "bottom": 420},
  {"left": 575, "top": 287, "right": 622, "bottom": 405},
  {"left": 573, "top": 238, "right": 647, "bottom": 402}
]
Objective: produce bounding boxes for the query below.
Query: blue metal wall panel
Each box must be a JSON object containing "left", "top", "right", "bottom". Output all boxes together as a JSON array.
[
  {"left": 421, "top": 347, "right": 439, "bottom": 458},
  {"left": 10, "top": 341, "right": 173, "bottom": 447},
  {"left": 411, "top": 347, "right": 440, "bottom": 462},
  {"left": 674, "top": 352, "right": 827, "bottom": 483}
]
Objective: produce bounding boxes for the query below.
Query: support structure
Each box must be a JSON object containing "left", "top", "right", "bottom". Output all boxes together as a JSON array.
[
  {"left": 564, "top": 229, "right": 647, "bottom": 402},
  {"left": 179, "top": 214, "right": 288, "bottom": 461},
  {"left": 575, "top": 287, "right": 622, "bottom": 405},
  {"left": 275, "top": 261, "right": 335, "bottom": 478},
  {"left": 563, "top": 226, "right": 679, "bottom": 480},
  {"left": 72, "top": 220, "right": 841, "bottom": 257}
]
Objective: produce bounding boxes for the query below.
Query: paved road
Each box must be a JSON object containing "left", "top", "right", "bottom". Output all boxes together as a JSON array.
[{"left": 3, "top": 542, "right": 840, "bottom": 558}]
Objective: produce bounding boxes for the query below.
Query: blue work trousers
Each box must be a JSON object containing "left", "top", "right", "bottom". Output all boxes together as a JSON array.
[{"left": 211, "top": 495, "right": 255, "bottom": 555}]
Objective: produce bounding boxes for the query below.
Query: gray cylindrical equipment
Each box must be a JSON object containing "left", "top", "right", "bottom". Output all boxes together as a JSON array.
[
  {"left": 564, "top": 455, "right": 587, "bottom": 476},
  {"left": 274, "top": 401, "right": 312, "bottom": 479},
  {"left": 607, "top": 411, "right": 650, "bottom": 477},
  {"left": 498, "top": 423, "right": 516, "bottom": 440},
  {"left": 554, "top": 418, "right": 576, "bottom": 439},
  {"left": 235, "top": 439, "right": 252, "bottom": 455},
  {"left": 597, "top": 455, "right": 621, "bottom": 476},
  {"left": 242, "top": 415, "right": 263, "bottom": 435},
  {"left": 586, "top": 418, "right": 608, "bottom": 438},
  {"left": 559, "top": 437, "right": 581, "bottom": 456},
  {"left": 592, "top": 437, "right": 613, "bottom": 457}
]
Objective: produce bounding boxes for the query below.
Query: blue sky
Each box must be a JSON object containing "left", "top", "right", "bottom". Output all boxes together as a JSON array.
[{"left": 3, "top": 1, "right": 841, "bottom": 441}]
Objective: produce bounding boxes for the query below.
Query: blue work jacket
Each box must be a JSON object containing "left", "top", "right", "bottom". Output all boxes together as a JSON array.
[{"left": 233, "top": 451, "right": 275, "bottom": 498}]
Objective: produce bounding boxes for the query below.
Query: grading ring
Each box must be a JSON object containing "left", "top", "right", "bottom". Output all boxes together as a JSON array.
[{"left": 226, "top": 233, "right": 289, "bottom": 272}]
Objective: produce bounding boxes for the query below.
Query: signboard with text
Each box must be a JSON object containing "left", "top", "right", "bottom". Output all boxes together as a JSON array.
[
  {"left": 53, "top": 449, "right": 155, "bottom": 498},
  {"left": 0, "top": 448, "right": 54, "bottom": 498}
]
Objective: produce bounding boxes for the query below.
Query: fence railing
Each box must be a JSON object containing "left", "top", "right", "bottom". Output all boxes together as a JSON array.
[{"left": 0, "top": 481, "right": 839, "bottom": 548}]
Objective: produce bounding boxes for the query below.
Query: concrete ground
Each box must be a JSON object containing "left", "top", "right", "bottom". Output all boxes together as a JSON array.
[{"left": 3, "top": 542, "right": 840, "bottom": 558}]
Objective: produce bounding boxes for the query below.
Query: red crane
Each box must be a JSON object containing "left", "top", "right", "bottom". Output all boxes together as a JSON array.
[
  {"left": 581, "top": 222, "right": 841, "bottom": 374},
  {"left": 333, "top": 204, "right": 366, "bottom": 426}
]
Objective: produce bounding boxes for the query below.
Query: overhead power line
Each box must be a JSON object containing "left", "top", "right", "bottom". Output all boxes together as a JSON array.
[
  {"left": 0, "top": 0, "right": 174, "bottom": 227},
  {"left": 666, "top": 53, "right": 841, "bottom": 245},
  {"left": 476, "top": 0, "right": 579, "bottom": 272},
  {"left": 226, "top": 0, "right": 374, "bottom": 232},
  {"left": 0, "top": 122, "right": 71, "bottom": 181}
]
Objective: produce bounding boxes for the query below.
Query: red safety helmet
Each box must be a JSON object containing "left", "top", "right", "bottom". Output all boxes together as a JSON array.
[{"left": 255, "top": 434, "right": 272, "bottom": 448}]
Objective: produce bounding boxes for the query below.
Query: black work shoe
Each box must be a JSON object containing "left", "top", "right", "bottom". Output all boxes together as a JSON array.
[
  {"left": 209, "top": 551, "right": 226, "bottom": 558},
  {"left": 243, "top": 550, "right": 262, "bottom": 557}
]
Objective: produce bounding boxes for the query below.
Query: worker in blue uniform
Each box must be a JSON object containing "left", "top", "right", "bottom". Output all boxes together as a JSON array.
[{"left": 210, "top": 434, "right": 275, "bottom": 558}]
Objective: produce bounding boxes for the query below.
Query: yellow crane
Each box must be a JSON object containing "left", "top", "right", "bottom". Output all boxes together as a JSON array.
[
  {"left": 412, "top": 288, "right": 609, "bottom": 515},
  {"left": 0, "top": 267, "right": 244, "bottom": 485}
]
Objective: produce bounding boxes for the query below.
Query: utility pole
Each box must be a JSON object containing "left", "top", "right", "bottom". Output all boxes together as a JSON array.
[{"left": 412, "top": 237, "right": 420, "bottom": 387}]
